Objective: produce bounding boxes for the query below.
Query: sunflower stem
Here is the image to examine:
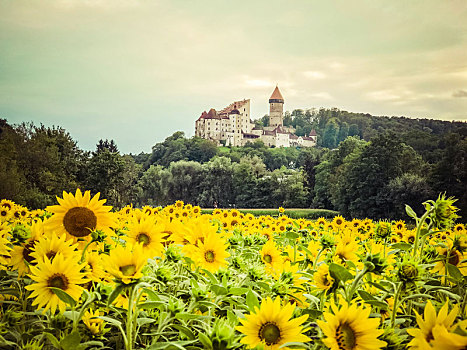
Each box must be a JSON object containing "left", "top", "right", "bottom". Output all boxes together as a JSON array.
[
  {"left": 412, "top": 208, "right": 433, "bottom": 260},
  {"left": 347, "top": 266, "right": 368, "bottom": 302},
  {"left": 313, "top": 249, "right": 324, "bottom": 269},
  {"left": 391, "top": 282, "right": 402, "bottom": 328},
  {"left": 80, "top": 238, "right": 95, "bottom": 263},
  {"left": 126, "top": 285, "right": 135, "bottom": 350}
]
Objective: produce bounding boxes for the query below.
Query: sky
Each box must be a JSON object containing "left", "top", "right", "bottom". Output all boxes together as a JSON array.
[{"left": 1, "top": 0, "right": 467, "bottom": 154}]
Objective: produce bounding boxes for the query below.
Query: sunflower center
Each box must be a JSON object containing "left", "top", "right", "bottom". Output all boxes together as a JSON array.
[
  {"left": 263, "top": 254, "right": 272, "bottom": 264},
  {"left": 204, "top": 250, "right": 215, "bottom": 263},
  {"left": 407, "top": 236, "right": 415, "bottom": 244},
  {"left": 447, "top": 251, "right": 460, "bottom": 266},
  {"left": 120, "top": 264, "right": 136, "bottom": 276},
  {"left": 48, "top": 273, "right": 69, "bottom": 290},
  {"left": 46, "top": 251, "right": 57, "bottom": 261},
  {"left": 63, "top": 207, "right": 97, "bottom": 237},
  {"left": 0, "top": 210, "right": 7, "bottom": 217},
  {"left": 259, "top": 322, "right": 281, "bottom": 345},
  {"left": 336, "top": 323, "right": 356, "bottom": 350},
  {"left": 137, "top": 233, "right": 150, "bottom": 246},
  {"left": 22, "top": 241, "right": 37, "bottom": 263}
]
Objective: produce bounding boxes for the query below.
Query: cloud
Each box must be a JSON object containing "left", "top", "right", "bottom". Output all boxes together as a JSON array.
[
  {"left": 453, "top": 90, "right": 467, "bottom": 98},
  {"left": 310, "top": 92, "right": 333, "bottom": 100},
  {"left": 303, "top": 71, "right": 326, "bottom": 79}
]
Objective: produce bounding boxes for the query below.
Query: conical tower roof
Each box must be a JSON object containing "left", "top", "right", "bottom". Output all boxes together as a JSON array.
[{"left": 269, "top": 85, "right": 284, "bottom": 103}]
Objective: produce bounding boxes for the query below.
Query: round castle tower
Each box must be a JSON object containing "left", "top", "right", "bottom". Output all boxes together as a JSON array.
[{"left": 269, "top": 85, "right": 284, "bottom": 127}]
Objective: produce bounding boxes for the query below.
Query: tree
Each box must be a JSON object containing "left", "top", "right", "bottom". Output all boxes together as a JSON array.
[
  {"left": 15, "top": 123, "right": 85, "bottom": 208},
  {"left": 387, "top": 173, "right": 434, "bottom": 217},
  {"left": 429, "top": 134, "right": 467, "bottom": 218},
  {"left": 85, "top": 147, "right": 126, "bottom": 207},
  {"left": 198, "top": 157, "right": 235, "bottom": 208},
  {"left": 137, "top": 165, "right": 171, "bottom": 206},
  {"left": 340, "top": 132, "right": 406, "bottom": 218},
  {"left": 322, "top": 119, "right": 339, "bottom": 148},
  {"left": 167, "top": 160, "right": 204, "bottom": 204},
  {"left": 96, "top": 139, "right": 119, "bottom": 154}
]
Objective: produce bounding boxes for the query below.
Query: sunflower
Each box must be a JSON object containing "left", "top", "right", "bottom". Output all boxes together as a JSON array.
[
  {"left": 104, "top": 244, "right": 147, "bottom": 284},
  {"left": 393, "top": 220, "right": 406, "bottom": 231},
  {"left": 0, "top": 207, "right": 12, "bottom": 222},
  {"left": 334, "top": 232, "right": 360, "bottom": 264},
  {"left": 236, "top": 296, "right": 310, "bottom": 349},
  {"left": 125, "top": 216, "right": 164, "bottom": 258},
  {"left": 453, "top": 223, "right": 465, "bottom": 234},
  {"left": 273, "top": 260, "right": 306, "bottom": 289},
  {"left": 316, "top": 217, "right": 327, "bottom": 227},
  {"left": 432, "top": 245, "right": 467, "bottom": 276},
  {"left": 407, "top": 301, "right": 467, "bottom": 349},
  {"left": 192, "top": 206, "right": 201, "bottom": 215},
  {"left": 313, "top": 264, "right": 334, "bottom": 292},
  {"left": 25, "top": 253, "right": 87, "bottom": 314},
  {"left": 82, "top": 309, "right": 105, "bottom": 335},
  {"left": 0, "top": 234, "right": 11, "bottom": 266},
  {"left": 83, "top": 251, "right": 108, "bottom": 283},
  {"left": 404, "top": 230, "right": 416, "bottom": 244},
  {"left": 45, "top": 189, "right": 114, "bottom": 240},
  {"left": 30, "top": 234, "right": 79, "bottom": 264},
  {"left": 317, "top": 301, "right": 387, "bottom": 350},
  {"left": 332, "top": 215, "right": 346, "bottom": 229},
  {"left": 9, "top": 221, "right": 45, "bottom": 276},
  {"left": 0, "top": 199, "right": 15, "bottom": 210},
  {"left": 260, "top": 240, "right": 284, "bottom": 272},
  {"left": 191, "top": 231, "right": 230, "bottom": 273}
]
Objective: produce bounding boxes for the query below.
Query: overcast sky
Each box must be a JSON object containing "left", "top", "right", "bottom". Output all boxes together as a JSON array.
[{"left": 1, "top": 0, "right": 467, "bottom": 153}]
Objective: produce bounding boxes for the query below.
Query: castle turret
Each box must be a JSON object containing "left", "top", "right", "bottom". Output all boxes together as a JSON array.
[{"left": 269, "top": 85, "right": 284, "bottom": 127}]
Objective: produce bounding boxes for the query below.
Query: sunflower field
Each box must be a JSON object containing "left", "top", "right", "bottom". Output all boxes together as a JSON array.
[{"left": 0, "top": 190, "right": 466, "bottom": 350}]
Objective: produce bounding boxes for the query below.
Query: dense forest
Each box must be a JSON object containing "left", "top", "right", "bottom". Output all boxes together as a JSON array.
[{"left": 1, "top": 107, "right": 466, "bottom": 220}]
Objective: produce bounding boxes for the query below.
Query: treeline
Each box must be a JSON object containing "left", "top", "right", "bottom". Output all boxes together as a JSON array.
[
  {"left": 1, "top": 107, "right": 466, "bottom": 220},
  {"left": 0, "top": 121, "right": 308, "bottom": 210}
]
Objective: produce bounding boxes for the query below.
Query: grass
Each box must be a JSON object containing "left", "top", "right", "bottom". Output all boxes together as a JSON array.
[{"left": 201, "top": 208, "right": 339, "bottom": 219}]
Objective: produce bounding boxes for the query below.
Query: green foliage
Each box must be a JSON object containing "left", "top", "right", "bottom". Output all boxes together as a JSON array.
[{"left": 201, "top": 208, "right": 339, "bottom": 219}]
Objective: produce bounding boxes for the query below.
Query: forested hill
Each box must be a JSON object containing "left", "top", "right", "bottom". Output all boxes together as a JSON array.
[
  {"left": 1, "top": 108, "right": 466, "bottom": 220},
  {"left": 256, "top": 108, "right": 467, "bottom": 159}
]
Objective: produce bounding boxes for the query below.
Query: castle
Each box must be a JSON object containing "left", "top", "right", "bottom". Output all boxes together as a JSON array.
[{"left": 195, "top": 86, "right": 317, "bottom": 148}]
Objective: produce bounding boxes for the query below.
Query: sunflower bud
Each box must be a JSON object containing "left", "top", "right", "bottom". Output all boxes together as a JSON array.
[
  {"left": 210, "top": 319, "right": 238, "bottom": 350},
  {"left": 167, "top": 297, "right": 185, "bottom": 315},
  {"left": 428, "top": 194, "right": 459, "bottom": 230},
  {"left": 397, "top": 259, "right": 421, "bottom": 283},
  {"left": 91, "top": 229, "right": 107, "bottom": 242},
  {"left": 375, "top": 221, "right": 391, "bottom": 240},
  {"left": 320, "top": 234, "right": 335, "bottom": 250},
  {"left": 155, "top": 265, "right": 173, "bottom": 283},
  {"left": 363, "top": 253, "right": 387, "bottom": 274},
  {"left": 11, "top": 224, "right": 31, "bottom": 243},
  {"left": 164, "top": 245, "right": 182, "bottom": 262},
  {"left": 230, "top": 256, "right": 243, "bottom": 270},
  {"left": 248, "top": 263, "right": 265, "bottom": 282}
]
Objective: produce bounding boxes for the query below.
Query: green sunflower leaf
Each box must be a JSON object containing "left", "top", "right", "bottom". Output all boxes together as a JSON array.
[
  {"left": 446, "top": 263, "right": 463, "bottom": 281},
  {"left": 107, "top": 283, "right": 125, "bottom": 307},
  {"left": 49, "top": 287, "right": 76, "bottom": 308},
  {"left": 246, "top": 290, "right": 260, "bottom": 311},
  {"left": 60, "top": 330, "right": 81, "bottom": 350},
  {"left": 329, "top": 263, "right": 353, "bottom": 283}
]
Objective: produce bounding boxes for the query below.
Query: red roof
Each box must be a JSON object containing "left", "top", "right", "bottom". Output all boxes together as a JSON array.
[
  {"left": 219, "top": 99, "right": 249, "bottom": 115},
  {"left": 270, "top": 85, "right": 284, "bottom": 100},
  {"left": 309, "top": 129, "right": 317, "bottom": 136}
]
